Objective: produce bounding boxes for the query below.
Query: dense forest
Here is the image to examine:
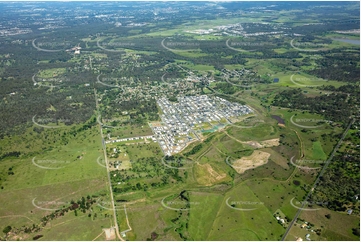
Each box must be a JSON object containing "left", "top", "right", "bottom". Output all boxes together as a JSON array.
[
  {"left": 310, "top": 133, "right": 360, "bottom": 213},
  {"left": 271, "top": 86, "right": 359, "bottom": 127}
]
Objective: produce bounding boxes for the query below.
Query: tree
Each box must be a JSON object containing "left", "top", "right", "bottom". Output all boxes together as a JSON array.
[
  {"left": 325, "top": 214, "right": 331, "bottom": 219},
  {"left": 3, "top": 226, "right": 11, "bottom": 234},
  {"left": 352, "top": 228, "right": 360, "bottom": 236}
]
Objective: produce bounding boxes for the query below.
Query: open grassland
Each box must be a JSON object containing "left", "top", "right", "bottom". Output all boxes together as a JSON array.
[
  {"left": 207, "top": 183, "right": 286, "bottom": 241},
  {"left": 269, "top": 109, "right": 343, "bottom": 162},
  {"left": 103, "top": 123, "right": 153, "bottom": 138},
  {"left": 242, "top": 179, "right": 305, "bottom": 220},
  {"left": 37, "top": 68, "right": 67, "bottom": 78},
  {"left": 0, "top": 178, "right": 111, "bottom": 240},
  {"left": 0, "top": 121, "right": 113, "bottom": 240},
  {"left": 125, "top": 142, "right": 163, "bottom": 161},
  {"left": 0, "top": 126, "right": 106, "bottom": 190},
  {"left": 180, "top": 63, "right": 215, "bottom": 71},
  {"left": 194, "top": 163, "right": 228, "bottom": 186},
  {"left": 227, "top": 123, "right": 279, "bottom": 142},
  {"left": 188, "top": 192, "right": 224, "bottom": 240}
]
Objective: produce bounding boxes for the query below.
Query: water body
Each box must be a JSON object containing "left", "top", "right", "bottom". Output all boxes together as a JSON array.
[
  {"left": 271, "top": 115, "right": 285, "bottom": 124},
  {"left": 201, "top": 123, "right": 227, "bottom": 133},
  {"left": 332, "top": 38, "right": 360, "bottom": 45}
]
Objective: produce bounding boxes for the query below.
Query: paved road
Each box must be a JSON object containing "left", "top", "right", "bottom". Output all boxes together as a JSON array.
[{"left": 281, "top": 118, "right": 355, "bottom": 241}]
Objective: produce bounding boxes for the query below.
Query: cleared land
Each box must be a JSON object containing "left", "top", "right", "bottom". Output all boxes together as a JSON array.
[{"left": 231, "top": 150, "right": 271, "bottom": 174}]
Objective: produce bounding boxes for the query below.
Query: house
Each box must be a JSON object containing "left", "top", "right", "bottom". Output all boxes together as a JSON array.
[{"left": 347, "top": 209, "right": 353, "bottom": 215}]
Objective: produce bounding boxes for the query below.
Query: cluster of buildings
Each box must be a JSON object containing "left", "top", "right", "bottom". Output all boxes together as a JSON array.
[
  {"left": 105, "top": 135, "right": 155, "bottom": 144},
  {"left": 0, "top": 27, "right": 32, "bottom": 36},
  {"left": 222, "top": 68, "right": 254, "bottom": 77},
  {"left": 66, "top": 44, "right": 82, "bottom": 54},
  {"left": 184, "top": 22, "right": 286, "bottom": 37},
  {"left": 105, "top": 76, "right": 201, "bottom": 105},
  {"left": 153, "top": 95, "right": 253, "bottom": 155}
]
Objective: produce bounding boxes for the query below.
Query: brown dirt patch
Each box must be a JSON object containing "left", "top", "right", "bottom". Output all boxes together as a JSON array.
[
  {"left": 231, "top": 150, "right": 271, "bottom": 174},
  {"left": 241, "top": 138, "right": 279, "bottom": 149},
  {"left": 103, "top": 227, "right": 115, "bottom": 240},
  {"left": 260, "top": 138, "right": 279, "bottom": 147},
  {"left": 242, "top": 140, "right": 263, "bottom": 148},
  {"left": 196, "top": 163, "right": 227, "bottom": 186}
]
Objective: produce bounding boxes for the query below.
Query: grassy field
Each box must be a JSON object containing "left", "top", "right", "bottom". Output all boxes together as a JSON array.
[
  {"left": 207, "top": 183, "right": 286, "bottom": 241},
  {"left": 0, "top": 122, "right": 113, "bottom": 240},
  {"left": 286, "top": 206, "right": 360, "bottom": 241},
  {"left": 38, "top": 68, "right": 67, "bottom": 78},
  {"left": 103, "top": 123, "right": 153, "bottom": 138},
  {"left": 188, "top": 192, "right": 224, "bottom": 240},
  {"left": 227, "top": 123, "right": 279, "bottom": 141},
  {"left": 2, "top": 10, "right": 358, "bottom": 240},
  {"left": 181, "top": 63, "right": 215, "bottom": 71}
]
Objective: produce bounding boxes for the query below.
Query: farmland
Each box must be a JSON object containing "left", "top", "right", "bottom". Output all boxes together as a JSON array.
[{"left": 0, "top": 1, "right": 359, "bottom": 241}]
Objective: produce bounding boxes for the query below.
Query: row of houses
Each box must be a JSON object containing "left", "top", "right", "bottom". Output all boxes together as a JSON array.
[
  {"left": 105, "top": 135, "right": 155, "bottom": 144},
  {"left": 154, "top": 95, "right": 253, "bottom": 155}
]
